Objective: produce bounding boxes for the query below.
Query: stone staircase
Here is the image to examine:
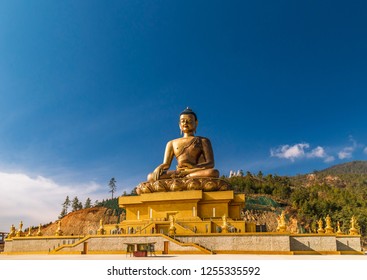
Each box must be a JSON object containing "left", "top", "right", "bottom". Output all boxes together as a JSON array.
[{"left": 170, "top": 235, "right": 215, "bottom": 254}]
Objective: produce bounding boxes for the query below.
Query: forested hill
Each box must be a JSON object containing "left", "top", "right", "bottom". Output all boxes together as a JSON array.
[
  {"left": 316, "top": 160, "right": 367, "bottom": 175},
  {"left": 291, "top": 160, "right": 367, "bottom": 188},
  {"left": 226, "top": 160, "right": 367, "bottom": 238}
]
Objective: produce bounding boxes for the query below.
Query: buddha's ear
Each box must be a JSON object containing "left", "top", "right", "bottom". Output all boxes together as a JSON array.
[{"left": 178, "top": 122, "right": 183, "bottom": 135}]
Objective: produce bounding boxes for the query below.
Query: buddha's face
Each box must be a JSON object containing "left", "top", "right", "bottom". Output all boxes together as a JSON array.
[{"left": 179, "top": 114, "right": 197, "bottom": 134}]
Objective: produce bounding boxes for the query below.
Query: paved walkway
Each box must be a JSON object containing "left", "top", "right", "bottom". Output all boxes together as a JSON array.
[{"left": 0, "top": 253, "right": 365, "bottom": 260}]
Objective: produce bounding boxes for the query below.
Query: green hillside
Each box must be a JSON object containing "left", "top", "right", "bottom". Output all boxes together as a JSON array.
[{"left": 226, "top": 161, "right": 367, "bottom": 238}]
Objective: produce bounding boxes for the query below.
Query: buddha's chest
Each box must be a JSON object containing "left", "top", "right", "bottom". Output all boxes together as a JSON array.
[{"left": 172, "top": 137, "right": 203, "bottom": 158}]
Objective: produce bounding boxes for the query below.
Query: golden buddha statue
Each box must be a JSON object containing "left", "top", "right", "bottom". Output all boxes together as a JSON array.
[
  {"left": 147, "top": 107, "right": 219, "bottom": 181},
  {"left": 137, "top": 108, "right": 229, "bottom": 194}
]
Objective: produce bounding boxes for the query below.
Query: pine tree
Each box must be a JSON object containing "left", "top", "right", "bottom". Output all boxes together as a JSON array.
[
  {"left": 59, "top": 196, "right": 71, "bottom": 218},
  {"left": 130, "top": 188, "right": 137, "bottom": 196},
  {"left": 62, "top": 196, "right": 71, "bottom": 212},
  {"left": 58, "top": 207, "right": 67, "bottom": 219},
  {"left": 109, "top": 177, "right": 117, "bottom": 199},
  {"left": 84, "top": 197, "right": 92, "bottom": 208},
  {"left": 72, "top": 196, "right": 81, "bottom": 212}
]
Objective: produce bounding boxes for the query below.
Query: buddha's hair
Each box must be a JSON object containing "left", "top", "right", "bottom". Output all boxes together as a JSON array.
[{"left": 180, "top": 107, "right": 197, "bottom": 121}]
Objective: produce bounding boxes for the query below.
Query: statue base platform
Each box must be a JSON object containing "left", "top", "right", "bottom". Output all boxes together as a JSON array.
[
  {"left": 118, "top": 189, "right": 250, "bottom": 234},
  {"left": 136, "top": 178, "right": 230, "bottom": 194}
]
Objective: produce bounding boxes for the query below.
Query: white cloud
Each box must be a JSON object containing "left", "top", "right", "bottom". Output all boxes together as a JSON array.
[
  {"left": 0, "top": 171, "right": 101, "bottom": 232},
  {"left": 337, "top": 136, "right": 357, "bottom": 160},
  {"left": 307, "top": 146, "right": 326, "bottom": 158},
  {"left": 338, "top": 148, "right": 354, "bottom": 159},
  {"left": 271, "top": 143, "right": 334, "bottom": 163},
  {"left": 364, "top": 147, "right": 367, "bottom": 155},
  {"left": 324, "top": 156, "right": 335, "bottom": 163},
  {"left": 307, "top": 146, "right": 335, "bottom": 163},
  {"left": 270, "top": 143, "right": 309, "bottom": 161}
]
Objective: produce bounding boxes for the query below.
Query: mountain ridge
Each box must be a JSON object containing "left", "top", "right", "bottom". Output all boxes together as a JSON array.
[{"left": 315, "top": 160, "right": 367, "bottom": 175}]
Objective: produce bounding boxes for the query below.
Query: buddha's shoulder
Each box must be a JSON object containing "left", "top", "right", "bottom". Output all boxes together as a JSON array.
[
  {"left": 193, "top": 136, "right": 211, "bottom": 143},
  {"left": 196, "top": 136, "right": 210, "bottom": 141}
]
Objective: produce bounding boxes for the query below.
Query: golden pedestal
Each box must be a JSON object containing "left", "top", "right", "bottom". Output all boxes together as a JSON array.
[{"left": 118, "top": 189, "right": 248, "bottom": 234}]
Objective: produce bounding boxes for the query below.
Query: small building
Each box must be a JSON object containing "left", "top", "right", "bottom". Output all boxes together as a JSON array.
[{"left": 0, "top": 232, "right": 8, "bottom": 252}]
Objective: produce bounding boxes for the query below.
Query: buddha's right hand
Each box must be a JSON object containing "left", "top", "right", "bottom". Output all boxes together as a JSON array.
[{"left": 153, "top": 165, "right": 166, "bottom": 181}]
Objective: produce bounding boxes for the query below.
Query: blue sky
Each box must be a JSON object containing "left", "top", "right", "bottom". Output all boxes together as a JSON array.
[{"left": 1, "top": 0, "right": 367, "bottom": 231}]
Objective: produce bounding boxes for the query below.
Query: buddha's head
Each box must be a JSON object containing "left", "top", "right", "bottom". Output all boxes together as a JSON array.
[{"left": 179, "top": 107, "right": 198, "bottom": 135}]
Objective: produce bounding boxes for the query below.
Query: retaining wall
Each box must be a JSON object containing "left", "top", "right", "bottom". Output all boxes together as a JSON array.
[{"left": 3, "top": 233, "right": 362, "bottom": 255}]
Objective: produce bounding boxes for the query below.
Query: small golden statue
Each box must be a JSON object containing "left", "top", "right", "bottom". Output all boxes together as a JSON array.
[
  {"left": 324, "top": 215, "right": 333, "bottom": 234},
  {"left": 276, "top": 211, "right": 286, "bottom": 232},
  {"left": 37, "top": 224, "right": 43, "bottom": 236},
  {"left": 26, "top": 227, "right": 32, "bottom": 237},
  {"left": 317, "top": 218, "right": 325, "bottom": 234},
  {"left": 16, "top": 221, "right": 24, "bottom": 237},
  {"left": 221, "top": 214, "right": 229, "bottom": 233},
  {"left": 7, "top": 224, "right": 16, "bottom": 239},
  {"left": 137, "top": 108, "right": 230, "bottom": 194},
  {"left": 55, "top": 221, "right": 63, "bottom": 236},
  {"left": 97, "top": 219, "right": 105, "bottom": 235},
  {"left": 336, "top": 221, "right": 343, "bottom": 235},
  {"left": 349, "top": 216, "right": 359, "bottom": 235},
  {"left": 289, "top": 217, "right": 299, "bottom": 234},
  {"left": 168, "top": 215, "right": 176, "bottom": 236}
]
